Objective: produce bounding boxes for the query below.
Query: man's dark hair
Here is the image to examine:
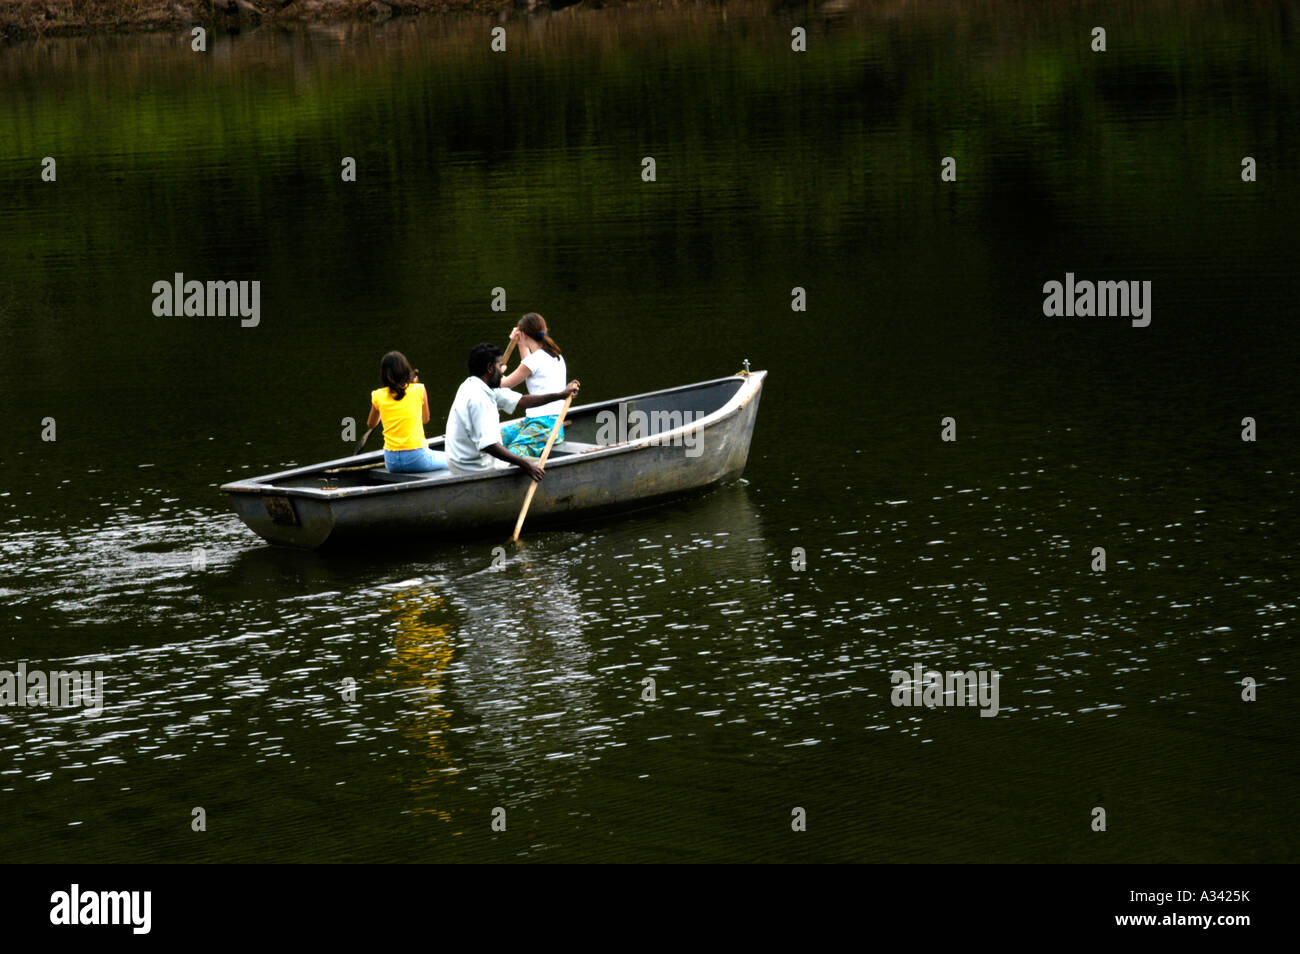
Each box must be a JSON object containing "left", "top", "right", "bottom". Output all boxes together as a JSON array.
[{"left": 468, "top": 342, "right": 502, "bottom": 377}]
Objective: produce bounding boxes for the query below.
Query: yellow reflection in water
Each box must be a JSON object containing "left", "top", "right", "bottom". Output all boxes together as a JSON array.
[{"left": 375, "top": 583, "right": 458, "bottom": 823}]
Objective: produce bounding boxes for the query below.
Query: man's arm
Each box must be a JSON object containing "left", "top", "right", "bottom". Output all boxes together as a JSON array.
[
  {"left": 515, "top": 380, "right": 580, "bottom": 412},
  {"left": 484, "top": 443, "right": 544, "bottom": 482}
]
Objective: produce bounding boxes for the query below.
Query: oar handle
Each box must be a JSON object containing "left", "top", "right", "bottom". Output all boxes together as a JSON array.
[{"left": 510, "top": 392, "right": 575, "bottom": 542}]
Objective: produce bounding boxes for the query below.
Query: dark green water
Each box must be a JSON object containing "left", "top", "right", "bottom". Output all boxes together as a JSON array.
[{"left": 1, "top": 2, "right": 1297, "bottom": 862}]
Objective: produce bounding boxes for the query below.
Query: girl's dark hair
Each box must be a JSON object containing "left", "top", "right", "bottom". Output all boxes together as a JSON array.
[
  {"left": 519, "top": 312, "right": 561, "bottom": 359},
  {"left": 381, "top": 351, "right": 414, "bottom": 400}
]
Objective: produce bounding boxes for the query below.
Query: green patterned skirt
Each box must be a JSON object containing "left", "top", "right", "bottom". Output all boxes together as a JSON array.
[{"left": 501, "top": 415, "right": 562, "bottom": 457}]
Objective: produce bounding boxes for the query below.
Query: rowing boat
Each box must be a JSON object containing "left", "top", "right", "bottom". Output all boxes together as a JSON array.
[{"left": 220, "top": 369, "right": 766, "bottom": 548}]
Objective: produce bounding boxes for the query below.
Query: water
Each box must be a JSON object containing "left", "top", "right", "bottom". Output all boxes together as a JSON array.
[{"left": 1, "top": 2, "right": 1297, "bottom": 862}]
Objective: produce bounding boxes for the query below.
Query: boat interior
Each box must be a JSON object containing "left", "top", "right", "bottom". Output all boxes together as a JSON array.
[{"left": 260, "top": 376, "right": 749, "bottom": 492}]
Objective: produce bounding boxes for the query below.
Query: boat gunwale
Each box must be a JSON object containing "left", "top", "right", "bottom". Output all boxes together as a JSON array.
[{"left": 220, "top": 371, "right": 765, "bottom": 500}]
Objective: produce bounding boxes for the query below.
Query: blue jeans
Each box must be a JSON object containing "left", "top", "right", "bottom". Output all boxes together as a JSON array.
[{"left": 384, "top": 447, "right": 448, "bottom": 473}]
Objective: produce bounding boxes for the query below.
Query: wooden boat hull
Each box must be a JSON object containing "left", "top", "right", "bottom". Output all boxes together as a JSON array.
[{"left": 220, "top": 371, "right": 765, "bottom": 548}]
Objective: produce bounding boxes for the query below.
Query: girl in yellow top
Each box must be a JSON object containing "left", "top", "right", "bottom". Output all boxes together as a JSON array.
[{"left": 367, "top": 351, "right": 448, "bottom": 473}]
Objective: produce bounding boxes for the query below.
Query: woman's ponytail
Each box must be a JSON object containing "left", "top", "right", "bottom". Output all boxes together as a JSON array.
[{"left": 519, "top": 312, "right": 561, "bottom": 358}]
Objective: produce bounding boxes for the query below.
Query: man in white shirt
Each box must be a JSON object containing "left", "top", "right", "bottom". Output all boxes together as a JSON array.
[{"left": 445, "top": 342, "right": 579, "bottom": 480}]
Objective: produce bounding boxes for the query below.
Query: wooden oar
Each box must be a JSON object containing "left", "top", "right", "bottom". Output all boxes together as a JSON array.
[
  {"left": 510, "top": 392, "right": 575, "bottom": 542},
  {"left": 353, "top": 423, "right": 377, "bottom": 456}
]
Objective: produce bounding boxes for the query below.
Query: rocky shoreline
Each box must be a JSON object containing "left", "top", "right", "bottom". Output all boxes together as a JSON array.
[{"left": 0, "top": 0, "right": 691, "bottom": 42}]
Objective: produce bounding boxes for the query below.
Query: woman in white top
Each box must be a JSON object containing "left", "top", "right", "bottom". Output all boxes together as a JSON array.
[{"left": 499, "top": 312, "right": 570, "bottom": 456}]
